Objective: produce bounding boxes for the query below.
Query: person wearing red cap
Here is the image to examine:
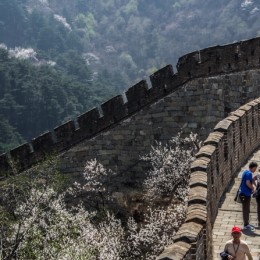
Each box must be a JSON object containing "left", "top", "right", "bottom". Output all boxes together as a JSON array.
[{"left": 221, "top": 226, "right": 253, "bottom": 260}]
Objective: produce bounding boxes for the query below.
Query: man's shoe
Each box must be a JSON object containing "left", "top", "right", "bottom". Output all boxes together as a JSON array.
[
  {"left": 248, "top": 223, "right": 255, "bottom": 228},
  {"left": 243, "top": 224, "right": 254, "bottom": 231}
]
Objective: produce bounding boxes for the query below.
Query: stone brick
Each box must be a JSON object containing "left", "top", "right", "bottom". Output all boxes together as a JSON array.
[
  {"left": 156, "top": 241, "right": 192, "bottom": 260},
  {"left": 174, "top": 222, "right": 204, "bottom": 243}
]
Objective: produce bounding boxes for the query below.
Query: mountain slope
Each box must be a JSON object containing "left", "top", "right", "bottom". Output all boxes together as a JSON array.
[{"left": 0, "top": 0, "right": 259, "bottom": 153}]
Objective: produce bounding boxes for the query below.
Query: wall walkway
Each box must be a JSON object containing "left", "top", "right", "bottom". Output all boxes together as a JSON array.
[
  {"left": 213, "top": 151, "right": 260, "bottom": 259},
  {"left": 157, "top": 98, "right": 260, "bottom": 259}
]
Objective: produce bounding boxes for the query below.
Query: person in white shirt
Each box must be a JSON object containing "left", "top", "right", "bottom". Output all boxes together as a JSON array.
[{"left": 223, "top": 226, "right": 253, "bottom": 260}]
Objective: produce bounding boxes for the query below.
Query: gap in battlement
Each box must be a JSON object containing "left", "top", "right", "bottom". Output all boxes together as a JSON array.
[
  {"left": 28, "top": 142, "right": 33, "bottom": 153},
  {"left": 97, "top": 106, "right": 104, "bottom": 117},
  {"left": 122, "top": 92, "right": 127, "bottom": 104},
  {"left": 143, "top": 75, "right": 152, "bottom": 89},
  {"left": 74, "top": 117, "right": 79, "bottom": 130}
]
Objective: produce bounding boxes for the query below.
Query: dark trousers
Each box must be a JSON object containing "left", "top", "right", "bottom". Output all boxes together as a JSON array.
[
  {"left": 240, "top": 194, "right": 251, "bottom": 226},
  {"left": 257, "top": 198, "right": 260, "bottom": 224}
]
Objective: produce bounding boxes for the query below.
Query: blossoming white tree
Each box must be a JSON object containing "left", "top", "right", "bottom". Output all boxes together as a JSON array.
[{"left": 0, "top": 133, "right": 200, "bottom": 260}]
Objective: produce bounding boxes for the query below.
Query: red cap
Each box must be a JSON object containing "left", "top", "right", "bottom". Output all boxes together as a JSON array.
[{"left": 232, "top": 226, "right": 241, "bottom": 233}]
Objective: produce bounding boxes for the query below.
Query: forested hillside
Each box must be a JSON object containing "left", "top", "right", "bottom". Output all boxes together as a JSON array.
[
  {"left": 0, "top": 0, "right": 259, "bottom": 153},
  {"left": 0, "top": 47, "right": 120, "bottom": 152}
]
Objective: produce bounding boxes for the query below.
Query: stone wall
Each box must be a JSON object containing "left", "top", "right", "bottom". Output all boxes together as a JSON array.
[
  {"left": 1, "top": 69, "right": 260, "bottom": 180},
  {"left": 0, "top": 37, "right": 260, "bottom": 177},
  {"left": 59, "top": 69, "right": 260, "bottom": 183},
  {"left": 157, "top": 98, "right": 260, "bottom": 260}
]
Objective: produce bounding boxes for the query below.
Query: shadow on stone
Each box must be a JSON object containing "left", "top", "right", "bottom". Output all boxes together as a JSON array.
[{"left": 241, "top": 229, "right": 260, "bottom": 237}]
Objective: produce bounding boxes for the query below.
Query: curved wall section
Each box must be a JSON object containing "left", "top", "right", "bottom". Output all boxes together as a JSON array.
[
  {"left": 0, "top": 37, "right": 260, "bottom": 176},
  {"left": 157, "top": 98, "right": 260, "bottom": 260}
]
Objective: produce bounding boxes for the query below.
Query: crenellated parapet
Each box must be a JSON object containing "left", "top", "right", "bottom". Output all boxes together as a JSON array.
[
  {"left": 0, "top": 36, "right": 260, "bottom": 176},
  {"left": 157, "top": 98, "right": 260, "bottom": 259},
  {"left": 177, "top": 37, "right": 260, "bottom": 80}
]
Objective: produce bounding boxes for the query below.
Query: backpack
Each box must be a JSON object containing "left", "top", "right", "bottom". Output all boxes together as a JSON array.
[{"left": 220, "top": 251, "right": 229, "bottom": 260}]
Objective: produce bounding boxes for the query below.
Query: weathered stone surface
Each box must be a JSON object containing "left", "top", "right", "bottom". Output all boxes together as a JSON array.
[
  {"left": 239, "top": 104, "right": 252, "bottom": 111},
  {"left": 186, "top": 204, "right": 207, "bottom": 224},
  {"left": 190, "top": 171, "right": 207, "bottom": 188},
  {"left": 190, "top": 157, "right": 211, "bottom": 172},
  {"left": 247, "top": 100, "right": 258, "bottom": 107},
  {"left": 196, "top": 145, "right": 216, "bottom": 159},
  {"left": 174, "top": 222, "right": 204, "bottom": 243},
  {"left": 203, "top": 132, "right": 224, "bottom": 146},
  {"left": 226, "top": 115, "right": 239, "bottom": 123},
  {"left": 214, "top": 119, "right": 233, "bottom": 132},
  {"left": 157, "top": 241, "right": 192, "bottom": 260},
  {"left": 231, "top": 109, "right": 246, "bottom": 117},
  {"left": 188, "top": 186, "right": 207, "bottom": 205}
]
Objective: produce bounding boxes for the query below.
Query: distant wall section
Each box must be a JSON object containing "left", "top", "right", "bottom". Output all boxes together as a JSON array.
[
  {"left": 59, "top": 69, "right": 260, "bottom": 190},
  {"left": 0, "top": 37, "right": 260, "bottom": 177}
]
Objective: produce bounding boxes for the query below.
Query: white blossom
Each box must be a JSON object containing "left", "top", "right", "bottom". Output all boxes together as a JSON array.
[
  {"left": 44, "top": 60, "right": 56, "bottom": 66},
  {"left": 6, "top": 187, "right": 96, "bottom": 259},
  {"left": 83, "top": 158, "right": 115, "bottom": 193},
  {"left": 141, "top": 132, "right": 197, "bottom": 202},
  {"left": 241, "top": 0, "right": 254, "bottom": 9},
  {"left": 1, "top": 45, "right": 56, "bottom": 66},
  {"left": 126, "top": 204, "right": 186, "bottom": 259},
  {"left": 38, "top": 0, "right": 48, "bottom": 4},
  {"left": 54, "top": 14, "right": 72, "bottom": 31},
  {"left": 82, "top": 53, "right": 100, "bottom": 65},
  {"left": 250, "top": 7, "right": 259, "bottom": 14},
  {"left": 0, "top": 43, "right": 8, "bottom": 50},
  {"left": 8, "top": 47, "right": 38, "bottom": 61},
  {"left": 1, "top": 133, "right": 200, "bottom": 259}
]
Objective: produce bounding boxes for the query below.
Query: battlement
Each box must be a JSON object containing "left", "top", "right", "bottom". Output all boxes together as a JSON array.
[{"left": 0, "top": 36, "right": 260, "bottom": 175}]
